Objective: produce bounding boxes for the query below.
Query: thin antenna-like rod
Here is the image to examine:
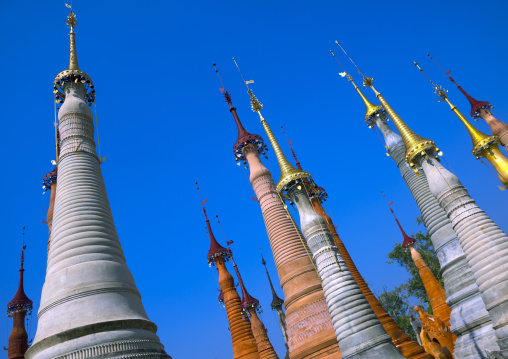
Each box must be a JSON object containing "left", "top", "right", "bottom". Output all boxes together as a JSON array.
[
  {"left": 335, "top": 41, "right": 365, "bottom": 77},
  {"left": 414, "top": 62, "right": 439, "bottom": 89},
  {"left": 195, "top": 181, "right": 209, "bottom": 220},
  {"left": 427, "top": 54, "right": 450, "bottom": 76},
  {"left": 381, "top": 190, "right": 395, "bottom": 215},
  {"left": 215, "top": 214, "right": 228, "bottom": 243},
  {"left": 281, "top": 126, "right": 291, "bottom": 147},
  {"left": 213, "top": 62, "right": 226, "bottom": 91},
  {"left": 329, "top": 50, "right": 348, "bottom": 73},
  {"left": 232, "top": 57, "right": 252, "bottom": 91}
]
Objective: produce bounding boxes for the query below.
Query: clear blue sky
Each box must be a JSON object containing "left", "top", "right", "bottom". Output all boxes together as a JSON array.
[{"left": 1, "top": 1, "right": 507, "bottom": 358}]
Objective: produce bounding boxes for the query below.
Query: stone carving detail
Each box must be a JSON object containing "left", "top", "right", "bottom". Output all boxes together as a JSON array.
[{"left": 53, "top": 340, "right": 169, "bottom": 359}]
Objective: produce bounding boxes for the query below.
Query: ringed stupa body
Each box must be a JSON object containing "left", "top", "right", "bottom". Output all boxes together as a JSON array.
[
  {"left": 340, "top": 66, "right": 500, "bottom": 358},
  {"left": 26, "top": 8, "right": 170, "bottom": 359},
  {"left": 361, "top": 72, "right": 508, "bottom": 358},
  {"left": 285, "top": 132, "right": 431, "bottom": 359},
  {"left": 214, "top": 64, "right": 341, "bottom": 359},
  {"left": 235, "top": 67, "right": 405, "bottom": 358}
]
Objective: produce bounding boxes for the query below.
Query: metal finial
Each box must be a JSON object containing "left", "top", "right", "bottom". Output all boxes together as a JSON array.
[
  {"left": 232, "top": 58, "right": 263, "bottom": 112},
  {"left": 414, "top": 62, "right": 448, "bottom": 101},
  {"left": 195, "top": 181, "right": 209, "bottom": 220},
  {"left": 335, "top": 41, "right": 373, "bottom": 86},
  {"left": 329, "top": 50, "right": 350, "bottom": 79},
  {"left": 65, "top": 3, "right": 77, "bottom": 30},
  {"left": 213, "top": 63, "right": 232, "bottom": 104},
  {"left": 381, "top": 191, "right": 415, "bottom": 248}
]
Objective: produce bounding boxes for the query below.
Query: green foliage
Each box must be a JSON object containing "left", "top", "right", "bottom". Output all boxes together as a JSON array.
[
  {"left": 377, "top": 284, "right": 417, "bottom": 341},
  {"left": 376, "top": 217, "right": 443, "bottom": 340}
]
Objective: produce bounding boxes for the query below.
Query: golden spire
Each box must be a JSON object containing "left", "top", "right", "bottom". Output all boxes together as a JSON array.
[
  {"left": 414, "top": 62, "right": 498, "bottom": 157},
  {"left": 414, "top": 62, "right": 508, "bottom": 188},
  {"left": 334, "top": 42, "right": 438, "bottom": 168},
  {"left": 65, "top": 3, "right": 79, "bottom": 70},
  {"left": 232, "top": 58, "right": 312, "bottom": 193},
  {"left": 330, "top": 50, "right": 383, "bottom": 124}
]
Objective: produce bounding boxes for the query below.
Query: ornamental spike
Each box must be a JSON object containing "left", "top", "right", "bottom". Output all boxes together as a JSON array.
[
  {"left": 427, "top": 54, "right": 491, "bottom": 118},
  {"left": 232, "top": 58, "right": 311, "bottom": 193},
  {"left": 65, "top": 4, "right": 79, "bottom": 70},
  {"left": 381, "top": 191, "right": 415, "bottom": 248}
]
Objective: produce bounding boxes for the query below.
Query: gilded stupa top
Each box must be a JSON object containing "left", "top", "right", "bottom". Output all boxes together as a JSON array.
[
  {"left": 330, "top": 50, "right": 384, "bottom": 126},
  {"left": 334, "top": 42, "right": 439, "bottom": 168},
  {"left": 233, "top": 58, "right": 312, "bottom": 194},
  {"left": 414, "top": 62, "right": 499, "bottom": 158},
  {"left": 54, "top": 4, "right": 95, "bottom": 108}
]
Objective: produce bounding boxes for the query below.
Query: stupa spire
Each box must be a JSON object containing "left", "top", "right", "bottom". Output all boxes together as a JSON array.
[
  {"left": 382, "top": 193, "right": 452, "bottom": 330},
  {"left": 428, "top": 54, "right": 508, "bottom": 147},
  {"left": 414, "top": 62, "right": 508, "bottom": 188},
  {"left": 198, "top": 186, "right": 259, "bottom": 359},
  {"left": 334, "top": 42, "right": 439, "bottom": 169},
  {"left": 218, "top": 62, "right": 341, "bottom": 358},
  {"left": 27, "top": 7, "right": 170, "bottom": 357},
  {"left": 224, "top": 239, "right": 277, "bottom": 359},
  {"left": 196, "top": 182, "right": 231, "bottom": 264},
  {"left": 233, "top": 58, "right": 312, "bottom": 194},
  {"left": 214, "top": 63, "right": 267, "bottom": 167},
  {"left": 6, "top": 227, "right": 33, "bottom": 359},
  {"left": 234, "top": 58, "right": 406, "bottom": 359},
  {"left": 65, "top": 4, "right": 79, "bottom": 70}
]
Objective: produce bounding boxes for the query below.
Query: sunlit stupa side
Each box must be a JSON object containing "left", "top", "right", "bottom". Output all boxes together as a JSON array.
[
  {"left": 282, "top": 125, "right": 432, "bottom": 359},
  {"left": 342, "top": 64, "right": 500, "bottom": 357},
  {"left": 26, "top": 8, "right": 170, "bottom": 359},
  {"left": 365, "top": 74, "right": 508, "bottom": 359}
]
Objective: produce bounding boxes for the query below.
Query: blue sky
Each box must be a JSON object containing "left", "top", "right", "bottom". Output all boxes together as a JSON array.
[{"left": 1, "top": 1, "right": 507, "bottom": 358}]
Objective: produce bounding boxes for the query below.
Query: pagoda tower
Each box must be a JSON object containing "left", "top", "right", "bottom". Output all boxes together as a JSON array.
[
  {"left": 383, "top": 198, "right": 452, "bottom": 328},
  {"left": 214, "top": 64, "right": 340, "bottom": 359},
  {"left": 428, "top": 54, "right": 508, "bottom": 148},
  {"left": 335, "top": 53, "right": 500, "bottom": 357},
  {"left": 282, "top": 129, "right": 431, "bottom": 359},
  {"left": 26, "top": 7, "right": 170, "bottom": 359},
  {"left": 360, "top": 70, "right": 508, "bottom": 358},
  {"left": 199, "top": 187, "right": 259, "bottom": 359},
  {"left": 6, "top": 229, "right": 33, "bottom": 359},
  {"left": 227, "top": 242, "right": 278, "bottom": 359},
  {"left": 42, "top": 167, "right": 57, "bottom": 256},
  {"left": 234, "top": 65, "right": 405, "bottom": 359},
  {"left": 261, "top": 253, "right": 289, "bottom": 358},
  {"left": 414, "top": 62, "right": 508, "bottom": 189}
]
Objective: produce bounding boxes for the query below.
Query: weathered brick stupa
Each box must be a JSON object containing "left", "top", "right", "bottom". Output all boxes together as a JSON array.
[
  {"left": 261, "top": 253, "right": 290, "bottom": 358},
  {"left": 428, "top": 54, "right": 508, "bottom": 149},
  {"left": 42, "top": 168, "right": 57, "bottom": 256},
  {"left": 26, "top": 7, "right": 170, "bottom": 359},
  {"left": 199, "top": 185, "right": 259, "bottom": 359},
  {"left": 362, "top": 70, "right": 508, "bottom": 359},
  {"left": 282, "top": 124, "right": 431, "bottom": 359},
  {"left": 414, "top": 62, "right": 508, "bottom": 190},
  {"left": 233, "top": 61, "right": 405, "bottom": 359},
  {"left": 213, "top": 64, "right": 340, "bottom": 359},
  {"left": 226, "top": 240, "right": 278, "bottom": 359},
  {"left": 6, "top": 229, "right": 33, "bottom": 359},
  {"left": 339, "top": 57, "right": 500, "bottom": 357}
]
